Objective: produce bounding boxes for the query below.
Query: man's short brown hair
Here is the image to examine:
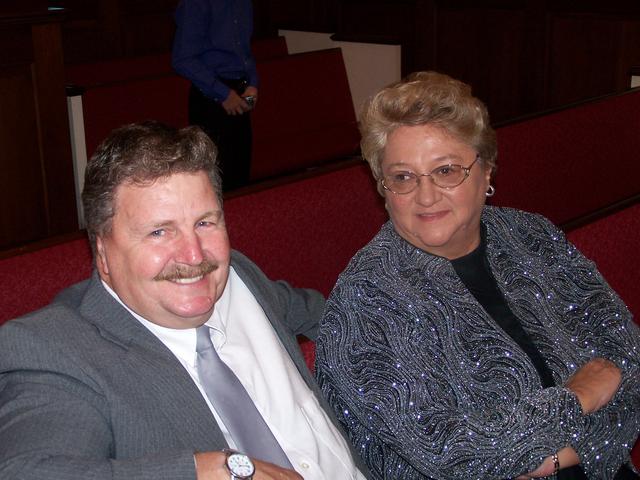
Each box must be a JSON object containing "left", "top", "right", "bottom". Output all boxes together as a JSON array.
[{"left": 82, "top": 121, "right": 222, "bottom": 252}]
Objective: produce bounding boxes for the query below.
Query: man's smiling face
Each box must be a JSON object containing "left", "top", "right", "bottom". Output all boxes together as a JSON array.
[{"left": 96, "top": 171, "right": 230, "bottom": 329}]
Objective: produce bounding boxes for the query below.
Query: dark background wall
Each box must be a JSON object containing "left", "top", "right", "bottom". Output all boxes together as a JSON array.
[
  {"left": 1, "top": 0, "right": 639, "bottom": 250},
  {"left": 54, "top": 0, "right": 640, "bottom": 122}
]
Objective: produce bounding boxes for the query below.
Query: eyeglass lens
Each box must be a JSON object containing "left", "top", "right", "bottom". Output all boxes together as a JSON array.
[{"left": 382, "top": 156, "right": 478, "bottom": 194}]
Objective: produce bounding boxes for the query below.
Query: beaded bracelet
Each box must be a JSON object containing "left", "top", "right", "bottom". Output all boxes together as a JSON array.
[{"left": 551, "top": 452, "right": 560, "bottom": 475}]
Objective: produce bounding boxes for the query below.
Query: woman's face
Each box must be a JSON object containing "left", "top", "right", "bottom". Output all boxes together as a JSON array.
[{"left": 381, "top": 124, "right": 491, "bottom": 259}]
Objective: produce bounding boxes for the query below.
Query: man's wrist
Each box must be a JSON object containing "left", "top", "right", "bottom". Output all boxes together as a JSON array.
[
  {"left": 223, "top": 449, "right": 255, "bottom": 479},
  {"left": 193, "top": 451, "right": 228, "bottom": 480}
]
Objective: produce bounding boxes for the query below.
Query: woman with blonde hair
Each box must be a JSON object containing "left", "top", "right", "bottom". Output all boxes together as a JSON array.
[{"left": 315, "top": 72, "right": 640, "bottom": 479}]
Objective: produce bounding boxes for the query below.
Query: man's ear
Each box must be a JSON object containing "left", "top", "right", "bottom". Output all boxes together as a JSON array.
[{"left": 95, "top": 236, "right": 109, "bottom": 278}]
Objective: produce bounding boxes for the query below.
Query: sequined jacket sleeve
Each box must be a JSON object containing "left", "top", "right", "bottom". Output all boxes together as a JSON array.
[
  {"left": 315, "top": 207, "right": 640, "bottom": 480},
  {"left": 512, "top": 210, "right": 640, "bottom": 478}
]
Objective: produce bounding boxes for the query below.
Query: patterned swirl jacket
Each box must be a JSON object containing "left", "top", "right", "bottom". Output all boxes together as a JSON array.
[{"left": 316, "top": 206, "right": 640, "bottom": 480}]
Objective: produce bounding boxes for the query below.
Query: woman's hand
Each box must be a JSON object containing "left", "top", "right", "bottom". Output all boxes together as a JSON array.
[
  {"left": 565, "top": 357, "right": 622, "bottom": 414},
  {"left": 516, "top": 358, "right": 621, "bottom": 479},
  {"left": 516, "top": 447, "right": 580, "bottom": 479}
]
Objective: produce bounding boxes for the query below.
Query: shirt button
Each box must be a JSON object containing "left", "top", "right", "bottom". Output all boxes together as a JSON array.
[{"left": 300, "top": 462, "right": 310, "bottom": 469}]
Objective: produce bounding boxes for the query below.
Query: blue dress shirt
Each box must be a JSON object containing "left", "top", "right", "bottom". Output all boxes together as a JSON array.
[{"left": 172, "top": 0, "right": 258, "bottom": 102}]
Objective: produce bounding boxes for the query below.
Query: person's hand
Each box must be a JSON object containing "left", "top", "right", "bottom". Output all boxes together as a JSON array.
[
  {"left": 242, "top": 86, "right": 258, "bottom": 108},
  {"left": 516, "top": 446, "right": 580, "bottom": 479},
  {"left": 565, "top": 357, "right": 622, "bottom": 414},
  {"left": 195, "top": 451, "right": 303, "bottom": 480},
  {"left": 222, "top": 90, "right": 252, "bottom": 115}
]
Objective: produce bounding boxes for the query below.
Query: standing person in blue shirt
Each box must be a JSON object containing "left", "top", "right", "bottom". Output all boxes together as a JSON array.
[{"left": 172, "top": 0, "right": 258, "bottom": 191}]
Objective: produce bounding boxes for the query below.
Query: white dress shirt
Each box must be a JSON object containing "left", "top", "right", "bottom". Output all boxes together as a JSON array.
[{"left": 103, "top": 268, "right": 365, "bottom": 479}]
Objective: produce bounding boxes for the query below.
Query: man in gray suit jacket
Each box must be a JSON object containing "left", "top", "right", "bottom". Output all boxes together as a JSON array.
[{"left": 0, "top": 122, "right": 369, "bottom": 480}]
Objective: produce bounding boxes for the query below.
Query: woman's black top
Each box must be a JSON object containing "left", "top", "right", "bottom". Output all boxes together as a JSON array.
[
  {"left": 451, "top": 230, "right": 590, "bottom": 480},
  {"left": 451, "top": 229, "right": 637, "bottom": 479}
]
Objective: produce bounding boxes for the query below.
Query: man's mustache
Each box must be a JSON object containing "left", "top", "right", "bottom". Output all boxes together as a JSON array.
[{"left": 153, "top": 260, "right": 218, "bottom": 282}]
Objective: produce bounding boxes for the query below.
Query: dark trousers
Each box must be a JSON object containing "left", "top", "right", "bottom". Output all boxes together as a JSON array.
[{"left": 188, "top": 84, "right": 252, "bottom": 191}]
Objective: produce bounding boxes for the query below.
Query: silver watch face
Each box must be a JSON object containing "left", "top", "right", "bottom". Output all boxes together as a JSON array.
[{"left": 226, "top": 452, "right": 255, "bottom": 478}]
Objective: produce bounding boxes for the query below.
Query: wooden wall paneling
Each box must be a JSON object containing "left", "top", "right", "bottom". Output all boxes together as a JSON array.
[
  {"left": 47, "top": 0, "right": 640, "bottom": 108},
  {"left": 548, "top": 0, "right": 640, "bottom": 16},
  {"left": 58, "top": 0, "right": 179, "bottom": 63},
  {"left": 337, "top": 0, "right": 435, "bottom": 75},
  {"left": 334, "top": 0, "right": 640, "bottom": 121},
  {"left": 119, "top": 0, "right": 179, "bottom": 57},
  {"left": 0, "top": 9, "right": 77, "bottom": 250},
  {"left": 0, "top": 15, "right": 45, "bottom": 248},
  {"left": 618, "top": 20, "right": 640, "bottom": 90},
  {"left": 335, "top": 0, "right": 533, "bottom": 119},
  {"left": 632, "top": 66, "right": 640, "bottom": 88},
  {"left": 411, "top": 0, "right": 437, "bottom": 76},
  {"left": 517, "top": 0, "right": 549, "bottom": 114},
  {"left": 0, "top": 64, "right": 48, "bottom": 248},
  {"left": 258, "top": 0, "right": 319, "bottom": 33},
  {"left": 100, "top": 0, "right": 123, "bottom": 58},
  {"left": 545, "top": 14, "right": 627, "bottom": 108},
  {"left": 0, "top": 15, "right": 35, "bottom": 63},
  {"left": 56, "top": 1, "right": 110, "bottom": 63},
  {"left": 318, "top": 0, "right": 341, "bottom": 33},
  {"left": 267, "top": 0, "right": 341, "bottom": 33},
  {"left": 60, "top": 19, "right": 109, "bottom": 64},
  {"left": 31, "top": 18, "right": 78, "bottom": 238},
  {"left": 281, "top": 0, "right": 341, "bottom": 33},
  {"left": 435, "top": 3, "right": 528, "bottom": 122},
  {"left": 252, "top": 0, "right": 278, "bottom": 38}
]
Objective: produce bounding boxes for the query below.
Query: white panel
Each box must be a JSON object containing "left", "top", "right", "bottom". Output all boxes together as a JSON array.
[
  {"left": 278, "top": 30, "right": 334, "bottom": 54},
  {"left": 279, "top": 30, "right": 401, "bottom": 118},
  {"left": 66, "top": 94, "right": 88, "bottom": 228},
  {"left": 334, "top": 40, "right": 401, "bottom": 117}
]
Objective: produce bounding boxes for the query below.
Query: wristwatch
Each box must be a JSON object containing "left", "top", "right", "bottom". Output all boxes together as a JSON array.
[{"left": 224, "top": 449, "right": 255, "bottom": 479}]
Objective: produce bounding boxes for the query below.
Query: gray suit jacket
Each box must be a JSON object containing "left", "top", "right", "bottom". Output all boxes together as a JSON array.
[{"left": 0, "top": 250, "right": 369, "bottom": 479}]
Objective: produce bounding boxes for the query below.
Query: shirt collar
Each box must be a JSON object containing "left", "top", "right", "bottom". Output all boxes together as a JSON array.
[{"left": 100, "top": 268, "right": 236, "bottom": 359}]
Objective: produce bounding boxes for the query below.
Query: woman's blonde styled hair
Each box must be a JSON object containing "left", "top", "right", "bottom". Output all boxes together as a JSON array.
[{"left": 359, "top": 71, "right": 497, "bottom": 193}]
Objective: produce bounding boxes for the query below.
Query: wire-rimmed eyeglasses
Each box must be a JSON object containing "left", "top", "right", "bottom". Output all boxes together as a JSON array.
[{"left": 381, "top": 155, "right": 480, "bottom": 194}]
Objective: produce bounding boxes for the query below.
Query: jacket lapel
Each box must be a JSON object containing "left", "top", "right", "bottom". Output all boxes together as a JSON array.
[{"left": 78, "top": 272, "right": 228, "bottom": 451}]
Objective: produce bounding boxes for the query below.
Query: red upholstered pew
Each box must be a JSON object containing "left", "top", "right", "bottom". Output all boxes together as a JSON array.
[
  {"left": 0, "top": 234, "right": 92, "bottom": 325},
  {"left": 563, "top": 201, "right": 640, "bottom": 469},
  {"left": 491, "top": 88, "right": 640, "bottom": 225},
  {"left": 65, "top": 45, "right": 358, "bottom": 181},
  {"left": 1, "top": 156, "right": 637, "bottom": 326},
  {"left": 68, "top": 73, "right": 191, "bottom": 159},
  {"left": 5, "top": 86, "right": 640, "bottom": 325},
  {"left": 66, "top": 53, "right": 175, "bottom": 87},
  {"left": 250, "top": 48, "right": 360, "bottom": 181},
  {"left": 3, "top": 86, "right": 640, "bottom": 467},
  {"left": 0, "top": 164, "right": 638, "bottom": 467},
  {"left": 0, "top": 161, "right": 383, "bottom": 327},
  {"left": 224, "top": 162, "right": 385, "bottom": 295},
  {"left": 65, "top": 37, "right": 288, "bottom": 87},
  {"left": 249, "top": 36, "right": 289, "bottom": 61},
  {"left": 65, "top": 37, "right": 289, "bottom": 159},
  {"left": 566, "top": 203, "right": 640, "bottom": 321}
]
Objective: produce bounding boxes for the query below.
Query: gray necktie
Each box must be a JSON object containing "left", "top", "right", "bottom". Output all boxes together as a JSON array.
[{"left": 195, "top": 325, "right": 293, "bottom": 468}]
